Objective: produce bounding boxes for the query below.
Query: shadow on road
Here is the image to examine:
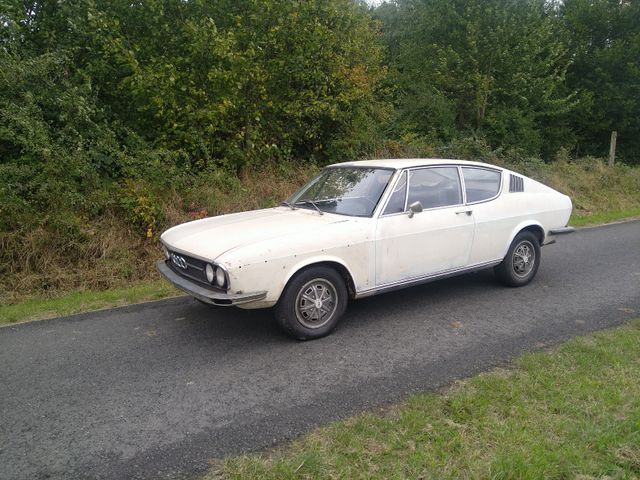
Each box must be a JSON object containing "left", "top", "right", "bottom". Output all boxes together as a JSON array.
[{"left": 176, "top": 268, "right": 501, "bottom": 344}]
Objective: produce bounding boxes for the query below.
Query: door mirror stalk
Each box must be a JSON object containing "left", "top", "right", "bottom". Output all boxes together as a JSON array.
[{"left": 407, "top": 201, "right": 423, "bottom": 218}]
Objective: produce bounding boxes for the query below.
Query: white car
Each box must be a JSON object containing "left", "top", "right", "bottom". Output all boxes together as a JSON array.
[{"left": 158, "top": 159, "right": 574, "bottom": 339}]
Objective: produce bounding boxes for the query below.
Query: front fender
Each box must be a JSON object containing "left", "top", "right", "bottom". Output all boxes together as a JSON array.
[{"left": 281, "top": 255, "right": 358, "bottom": 293}]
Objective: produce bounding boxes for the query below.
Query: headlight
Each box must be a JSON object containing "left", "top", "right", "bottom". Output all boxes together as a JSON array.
[
  {"left": 205, "top": 264, "right": 215, "bottom": 283},
  {"left": 162, "top": 245, "right": 170, "bottom": 260},
  {"left": 215, "top": 267, "right": 226, "bottom": 288}
]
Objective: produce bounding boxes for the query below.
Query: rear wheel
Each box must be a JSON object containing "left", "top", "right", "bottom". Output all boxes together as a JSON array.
[
  {"left": 494, "top": 231, "right": 541, "bottom": 287},
  {"left": 274, "top": 266, "right": 348, "bottom": 340}
]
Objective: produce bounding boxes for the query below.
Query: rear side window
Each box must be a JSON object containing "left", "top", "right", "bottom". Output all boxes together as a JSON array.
[
  {"left": 383, "top": 171, "right": 407, "bottom": 215},
  {"left": 462, "top": 168, "right": 501, "bottom": 203},
  {"left": 407, "top": 167, "right": 462, "bottom": 209}
]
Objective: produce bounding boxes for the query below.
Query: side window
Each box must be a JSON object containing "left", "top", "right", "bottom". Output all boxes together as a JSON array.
[
  {"left": 462, "top": 168, "right": 501, "bottom": 203},
  {"left": 383, "top": 171, "right": 407, "bottom": 215},
  {"left": 407, "top": 167, "right": 462, "bottom": 209}
]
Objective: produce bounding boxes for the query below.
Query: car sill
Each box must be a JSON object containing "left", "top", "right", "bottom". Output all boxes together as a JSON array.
[{"left": 355, "top": 260, "right": 502, "bottom": 299}]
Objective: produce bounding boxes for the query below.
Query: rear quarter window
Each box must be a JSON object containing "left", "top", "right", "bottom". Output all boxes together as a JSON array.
[{"left": 461, "top": 168, "right": 502, "bottom": 203}]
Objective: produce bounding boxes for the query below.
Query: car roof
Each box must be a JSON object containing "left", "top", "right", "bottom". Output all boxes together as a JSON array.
[{"left": 328, "top": 158, "right": 502, "bottom": 170}]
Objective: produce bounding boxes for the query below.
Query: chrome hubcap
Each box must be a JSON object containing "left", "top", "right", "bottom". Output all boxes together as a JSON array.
[
  {"left": 512, "top": 241, "right": 535, "bottom": 278},
  {"left": 295, "top": 278, "right": 338, "bottom": 329}
]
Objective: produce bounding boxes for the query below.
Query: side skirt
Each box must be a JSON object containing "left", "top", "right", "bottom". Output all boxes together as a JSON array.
[{"left": 355, "top": 260, "right": 502, "bottom": 299}]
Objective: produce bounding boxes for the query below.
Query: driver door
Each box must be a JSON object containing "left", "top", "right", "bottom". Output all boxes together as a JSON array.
[{"left": 375, "top": 166, "right": 475, "bottom": 286}]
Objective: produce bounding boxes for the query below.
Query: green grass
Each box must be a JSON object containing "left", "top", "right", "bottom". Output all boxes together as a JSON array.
[
  {"left": 2, "top": 211, "right": 637, "bottom": 326},
  {"left": 0, "top": 280, "right": 180, "bottom": 326},
  {"left": 570, "top": 207, "right": 640, "bottom": 227},
  {"left": 213, "top": 319, "right": 640, "bottom": 479}
]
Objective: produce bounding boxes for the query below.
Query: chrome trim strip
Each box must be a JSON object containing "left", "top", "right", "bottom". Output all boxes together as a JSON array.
[
  {"left": 458, "top": 165, "right": 468, "bottom": 205},
  {"left": 355, "top": 259, "right": 502, "bottom": 299},
  {"left": 379, "top": 202, "right": 467, "bottom": 218},
  {"left": 186, "top": 261, "right": 204, "bottom": 271},
  {"left": 404, "top": 169, "right": 410, "bottom": 212},
  {"left": 157, "top": 260, "right": 264, "bottom": 306},
  {"left": 373, "top": 168, "right": 404, "bottom": 218},
  {"left": 380, "top": 165, "right": 467, "bottom": 218},
  {"left": 378, "top": 170, "right": 408, "bottom": 218}
]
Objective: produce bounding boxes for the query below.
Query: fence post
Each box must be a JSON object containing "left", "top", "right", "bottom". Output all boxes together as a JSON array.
[{"left": 609, "top": 130, "right": 617, "bottom": 167}]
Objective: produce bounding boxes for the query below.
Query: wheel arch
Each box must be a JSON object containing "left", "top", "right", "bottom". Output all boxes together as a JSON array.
[
  {"left": 281, "top": 257, "right": 357, "bottom": 300},
  {"left": 502, "top": 221, "right": 545, "bottom": 258}
]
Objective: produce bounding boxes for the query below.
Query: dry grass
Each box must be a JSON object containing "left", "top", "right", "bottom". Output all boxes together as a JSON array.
[
  {"left": 0, "top": 215, "right": 159, "bottom": 304},
  {"left": 1, "top": 157, "right": 638, "bottom": 306},
  {"left": 0, "top": 163, "right": 316, "bottom": 305},
  {"left": 509, "top": 157, "right": 640, "bottom": 218}
]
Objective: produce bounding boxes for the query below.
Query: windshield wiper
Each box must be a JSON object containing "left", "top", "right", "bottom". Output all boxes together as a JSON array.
[
  {"left": 295, "top": 200, "right": 324, "bottom": 215},
  {"left": 280, "top": 201, "right": 296, "bottom": 210}
]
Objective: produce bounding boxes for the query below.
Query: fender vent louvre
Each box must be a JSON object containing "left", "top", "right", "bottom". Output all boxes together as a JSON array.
[{"left": 509, "top": 174, "right": 524, "bottom": 192}]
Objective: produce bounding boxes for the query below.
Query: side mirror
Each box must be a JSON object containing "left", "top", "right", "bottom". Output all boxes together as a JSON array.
[{"left": 407, "top": 201, "right": 423, "bottom": 218}]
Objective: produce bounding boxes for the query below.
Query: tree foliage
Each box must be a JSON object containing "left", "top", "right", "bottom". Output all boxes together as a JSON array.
[
  {"left": 0, "top": 0, "right": 387, "bottom": 234},
  {"left": 2, "top": 0, "right": 386, "bottom": 168},
  {"left": 561, "top": 0, "right": 640, "bottom": 158},
  {"left": 0, "top": 0, "right": 638, "bottom": 243},
  {"left": 376, "top": 0, "right": 576, "bottom": 157}
]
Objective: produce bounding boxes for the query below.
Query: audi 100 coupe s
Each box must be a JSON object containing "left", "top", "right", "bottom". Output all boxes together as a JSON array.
[{"left": 158, "top": 159, "right": 574, "bottom": 339}]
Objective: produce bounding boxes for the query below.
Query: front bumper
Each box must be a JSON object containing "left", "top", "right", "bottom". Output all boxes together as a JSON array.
[{"left": 156, "top": 260, "right": 267, "bottom": 306}]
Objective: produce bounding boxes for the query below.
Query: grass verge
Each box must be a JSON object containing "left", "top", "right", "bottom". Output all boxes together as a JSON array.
[
  {"left": 212, "top": 319, "right": 640, "bottom": 479},
  {"left": 571, "top": 207, "right": 640, "bottom": 227},
  {"left": 2, "top": 157, "right": 638, "bottom": 324},
  {"left": 2, "top": 210, "right": 638, "bottom": 326},
  {"left": 0, "top": 280, "right": 180, "bottom": 326}
]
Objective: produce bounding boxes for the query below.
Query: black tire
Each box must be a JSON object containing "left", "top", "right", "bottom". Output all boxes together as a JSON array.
[
  {"left": 274, "top": 266, "right": 348, "bottom": 340},
  {"left": 494, "top": 231, "right": 541, "bottom": 287}
]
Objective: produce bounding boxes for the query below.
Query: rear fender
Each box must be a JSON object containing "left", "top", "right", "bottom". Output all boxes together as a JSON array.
[{"left": 501, "top": 221, "right": 545, "bottom": 259}]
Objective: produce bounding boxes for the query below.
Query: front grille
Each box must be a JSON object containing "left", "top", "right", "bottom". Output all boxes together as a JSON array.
[
  {"left": 166, "top": 251, "right": 211, "bottom": 287},
  {"left": 509, "top": 174, "right": 524, "bottom": 192}
]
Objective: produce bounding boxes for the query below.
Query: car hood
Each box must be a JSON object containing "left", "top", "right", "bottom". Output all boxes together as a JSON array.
[{"left": 160, "top": 207, "right": 352, "bottom": 261}]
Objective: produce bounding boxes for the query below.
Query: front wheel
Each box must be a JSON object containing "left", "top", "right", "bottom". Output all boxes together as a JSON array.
[
  {"left": 494, "top": 231, "right": 541, "bottom": 287},
  {"left": 274, "top": 266, "right": 348, "bottom": 340}
]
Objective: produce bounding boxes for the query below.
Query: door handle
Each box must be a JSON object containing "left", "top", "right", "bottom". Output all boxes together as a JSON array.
[{"left": 456, "top": 210, "right": 473, "bottom": 216}]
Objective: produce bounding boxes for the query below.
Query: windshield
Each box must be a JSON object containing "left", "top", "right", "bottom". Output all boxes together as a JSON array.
[{"left": 287, "top": 167, "right": 394, "bottom": 217}]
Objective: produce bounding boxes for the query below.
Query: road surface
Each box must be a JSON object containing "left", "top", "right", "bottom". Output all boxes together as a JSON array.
[{"left": 1, "top": 220, "right": 639, "bottom": 479}]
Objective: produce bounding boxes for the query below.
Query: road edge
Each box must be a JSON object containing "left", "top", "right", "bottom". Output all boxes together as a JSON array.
[{"left": 3, "top": 218, "right": 639, "bottom": 328}]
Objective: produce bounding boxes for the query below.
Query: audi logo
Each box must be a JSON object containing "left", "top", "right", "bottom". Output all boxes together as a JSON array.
[{"left": 170, "top": 253, "right": 188, "bottom": 270}]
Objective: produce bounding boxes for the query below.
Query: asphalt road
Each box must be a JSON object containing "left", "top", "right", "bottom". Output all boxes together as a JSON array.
[{"left": 1, "top": 221, "right": 639, "bottom": 480}]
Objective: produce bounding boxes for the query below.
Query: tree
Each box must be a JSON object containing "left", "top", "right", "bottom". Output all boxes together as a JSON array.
[
  {"left": 376, "top": 0, "right": 577, "bottom": 157},
  {"left": 561, "top": 0, "right": 640, "bottom": 161},
  {"left": 3, "top": 0, "right": 388, "bottom": 168}
]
